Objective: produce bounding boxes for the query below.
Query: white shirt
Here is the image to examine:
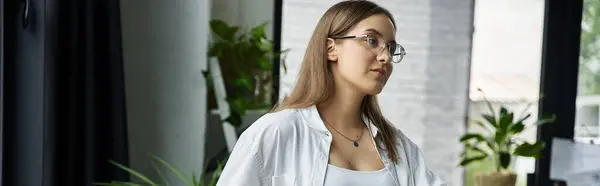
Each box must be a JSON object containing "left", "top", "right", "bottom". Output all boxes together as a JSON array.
[
  {"left": 216, "top": 105, "right": 447, "bottom": 186},
  {"left": 324, "top": 164, "right": 396, "bottom": 186}
]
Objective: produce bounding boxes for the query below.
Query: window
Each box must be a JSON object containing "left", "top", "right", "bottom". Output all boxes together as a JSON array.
[
  {"left": 575, "top": 0, "right": 600, "bottom": 144},
  {"left": 467, "top": 0, "right": 545, "bottom": 185}
]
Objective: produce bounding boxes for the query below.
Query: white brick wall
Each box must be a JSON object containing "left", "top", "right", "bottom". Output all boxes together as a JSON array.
[{"left": 281, "top": 1, "right": 473, "bottom": 185}]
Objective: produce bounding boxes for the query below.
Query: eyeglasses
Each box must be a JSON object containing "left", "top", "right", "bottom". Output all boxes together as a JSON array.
[{"left": 331, "top": 34, "right": 406, "bottom": 63}]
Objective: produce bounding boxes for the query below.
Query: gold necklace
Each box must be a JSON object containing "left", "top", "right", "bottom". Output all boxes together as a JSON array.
[{"left": 323, "top": 120, "right": 365, "bottom": 147}]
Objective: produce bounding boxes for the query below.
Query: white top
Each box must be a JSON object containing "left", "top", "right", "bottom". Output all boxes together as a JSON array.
[
  {"left": 324, "top": 164, "right": 396, "bottom": 186},
  {"left": 216, "top": 105, "right": 447, "bottom": 186}
]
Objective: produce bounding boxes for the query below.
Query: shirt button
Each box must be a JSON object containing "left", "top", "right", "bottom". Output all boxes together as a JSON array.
[{"left": 325, "top": 132, "right": 330, "bottom": 136}]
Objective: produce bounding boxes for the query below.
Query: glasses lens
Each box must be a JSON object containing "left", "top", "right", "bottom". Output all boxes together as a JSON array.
[
  {"left": 391, "top": 44, "right": 405, "bottom": 63},
  {"left": 366, "top": 34, "right": 381, "bottom": 49}
]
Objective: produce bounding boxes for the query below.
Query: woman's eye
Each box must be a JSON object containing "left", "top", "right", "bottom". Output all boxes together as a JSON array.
[{"left": 367, "top": 38, "right": 379, "bottom": 48}]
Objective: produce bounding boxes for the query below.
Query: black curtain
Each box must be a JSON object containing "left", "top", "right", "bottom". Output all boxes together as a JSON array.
[{"left": 2, "top": 0, "right": 129, "bottom": 185}]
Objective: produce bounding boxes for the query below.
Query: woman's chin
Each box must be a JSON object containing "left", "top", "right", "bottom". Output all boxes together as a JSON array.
[{"left": 360, "top": 84, "right": 385, "bottom": 95}]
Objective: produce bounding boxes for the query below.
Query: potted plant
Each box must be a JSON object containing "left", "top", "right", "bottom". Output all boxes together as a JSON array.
[
  {"left": 459, "top": 89, "right": 555, "bottom": 186},
  {"left": 93, "top": 155, "right": 227, "bottom": 186},
  {"left": 206, "top": 19, "right": 288, "bottom": 129}
]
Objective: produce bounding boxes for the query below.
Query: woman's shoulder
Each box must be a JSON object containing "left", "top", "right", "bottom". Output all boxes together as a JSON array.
[
  {"left": 237, "top": 108, "right": 305, "bottom": 143},
  {"left": 391, "top": 127, "right": 424, "bottom": 155}
]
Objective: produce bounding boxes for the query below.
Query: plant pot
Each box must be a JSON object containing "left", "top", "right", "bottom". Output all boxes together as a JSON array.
[{"left": 475, "top": 171, "right": 517, "bottom": 186}]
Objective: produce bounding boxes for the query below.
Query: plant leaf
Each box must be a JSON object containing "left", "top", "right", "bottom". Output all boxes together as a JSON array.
[
  {"left": 477, "top": 88, "right": 496, "bottom": 119},
  {"left": 459, "top": 154, "right": 488, "bottom": 166},
  {"left": 233, "top": 73, "right": 254, "bottom": 92},
  {"left": 108, "top": 160, "right": 159, "bottom": 186},
  {"left": 224, "top": 109, "right": 242, "bottom": 127},
  {"left": 460, "top": 133, "right": 486, "bottom": 142},
  {"left": 482, "top": 114, "right": 497, "bottom": 127},
  {"left": 494, "top": 130, "right": 508, "bottom": 149},
  {"left": 473, "top": 120, "right": 495, "bottom": 133},
  {"left": 257, "top": 38, "right": 273, "bottom": 52},
  {"left": 201, "top": 70, "right": 210, "bottom": 79},
  {"left": 510, "top": 123, "right": 525, "bottom": 134},
  {"left": 250, "top": 21, "right": 270, "bottom": 40},
  {"left": 93, "top": 181, "right": 143, "bottom": 186},
  {"left": 151, "top": 160, "right": 170, "bottom": 186},
  {"left": 467, "top": 145, "right": 492, "bottom": 156},
  {"left": 149, "top": 154, "right": 194, "bottom": 186},
  {"left": 514, "top": 113, "right": 532, "bottom": 126},
  {"left": 210, "top": 19, "right": 239, "bottom": 41},
  {"left": 257, "top": 57, "right": 272, "bottom": 71},
  {"left": 499, "top": 107, "right": 508, "bottom": 116},
  {"left": 514, "top": 141, "right": 545, "bottom": 158},
  {"left": 499, "top": 151, "right": 511, "bottom": 169},
  {"left": 460, "top": 150, "right": 467, "bottom": 158},
  {"left": 499, "top": 111, "right": 514, "bottom": 132},
  {"left": 191, "top": 170, "right": 199, "bottom": 186},
  {"left": 535, "top": 114, "right": 556, "bottom": 126}
]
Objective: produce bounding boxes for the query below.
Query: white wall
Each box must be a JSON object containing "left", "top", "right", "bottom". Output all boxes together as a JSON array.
[
  {"left": 120, "top": 0, "right": 210, "bottom": 183},
  {"left": 470, "top": 0, "right": 545, "bottom": 81}
]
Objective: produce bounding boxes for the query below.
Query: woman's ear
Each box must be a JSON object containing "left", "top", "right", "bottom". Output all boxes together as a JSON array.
[{"left": 326, "top": 38, "right": 338, "bottom": 62}]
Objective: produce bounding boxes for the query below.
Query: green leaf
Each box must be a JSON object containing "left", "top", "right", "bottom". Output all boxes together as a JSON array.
[
  {"left": 473, "top": 120, "right": 495, "bottom": 133},
  {"left": 210, "top": 19, "right": 239, "bottom": 41},
  {"left": 459, "top": 154, "right": 488, "bottom": 166},
  {"left": 499, "top": 111, "right": 514, "bottom": 131},
  {"left": 514, "top": 113, "right": 532, "bottom": 125},
  {"left": 224, "top": 109, "right": 242, "bottom": 127},
  {"left": 482, "top": 114, "right": 497, "bottom": 127},
  {"left": 233, "top": 78, "right": 253, "bottom": 92},
  {"left": 484, "top": 137, "right": 497, "bottom": 152},
  {"left": 208, "top": 42, "right": 229, "bottom": 57},
  {"left": 250, "top": 21, "right": 270, "bottom": 40},
  {"left": 500, "top": 107, "right": 508, "bottom": 116},
  {"left": 510, "top": 123, "right": 525, "bottom": 134},
  {"left": 535, "top": 114, "right": 556, "bottom": 126},
  {"left": 191, "top": 170, "right": 201, "bottom": 186},
  {"left": 258, "top": 38, "right": 273, "bottom": 52},
  {"left": 460, "top": 133, "right": 486, "bottom": 142},
  {"left": 151, "top": 160, "right": 171, "bottom": 186},
  {"left": 210, "top": 158, "right": 227, "bottom": 186},
  {"left": 498, "top": 152, "right": 511, "bottom": 169},
  {"left": 477, "top": 88, "right": 496, "bottom": 118},
  {"left": 93, "top": 181, "right": 143, "bottom": 186},
  {"left": 149, "top": 154, "right": 194, "bottom": 186},
  {"left": 514, "top": 141, "right": 545, "bottom": 158},
  {"left": 460, "top": 150, "right": 467, "bottom": 158},
  {"left": 257, "top": 57, "right": 272, "bottom": 71},
  {"left": 108, "top": 160, "right": 159, "bottom": 186},
  {"left": 494, "top": 130, "right": 508, "bottom": 149},
  {"left": 227, "top": 97, "right": 249, "bottom": 115},
  {"left": 278, "top": 48, "right": 290, "bottom": 74},
  {"left": 468, "top": 145, "right": 492, "bottom": 156},
  {"left": 201, "top": 70, "right": 210, "bottom": 79}
]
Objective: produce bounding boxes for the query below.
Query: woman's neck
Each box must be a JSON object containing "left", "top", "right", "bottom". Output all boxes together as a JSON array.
[{"left": 317, "top": 88, "right": 365, "bottom": 130}]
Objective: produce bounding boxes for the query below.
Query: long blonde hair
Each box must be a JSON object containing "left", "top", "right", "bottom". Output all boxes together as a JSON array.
[{"left": 271, "top": 0, "right": 399, "bottom": 162}]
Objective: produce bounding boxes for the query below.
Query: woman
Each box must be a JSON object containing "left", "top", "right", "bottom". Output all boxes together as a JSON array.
[{"left": 217, "top": 1, "right": 446, "bottom": 185}]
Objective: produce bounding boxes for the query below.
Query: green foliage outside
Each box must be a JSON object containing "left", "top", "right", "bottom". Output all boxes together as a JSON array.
[
  {"left": 579, "top": 0, "right": 600, "bottom": 95},
  {"left": 206, "top": 19, "right": 289, "bottom": 128}
]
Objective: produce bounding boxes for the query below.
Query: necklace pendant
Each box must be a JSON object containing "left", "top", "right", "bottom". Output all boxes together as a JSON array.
[{"left": 353, "top": 140, "right": 359, "bottom": 147}]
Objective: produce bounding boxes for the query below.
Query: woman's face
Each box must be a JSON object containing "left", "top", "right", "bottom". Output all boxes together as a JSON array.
[{"left": 328, "top": 14, "right": 396, "bottom": 95}]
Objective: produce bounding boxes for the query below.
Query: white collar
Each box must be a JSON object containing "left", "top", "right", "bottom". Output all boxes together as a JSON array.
[{"left": 299, "top": 105, "right": 379, "bottom": 137}]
